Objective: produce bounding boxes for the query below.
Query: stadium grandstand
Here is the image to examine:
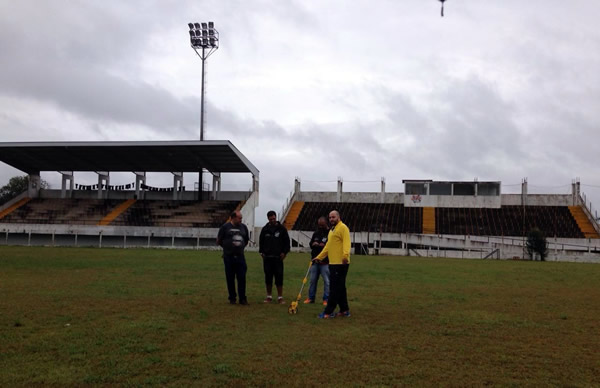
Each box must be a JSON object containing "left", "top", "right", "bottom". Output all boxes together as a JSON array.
[
  {"left": 280, "top": 178, "right": 600, "bottom": 262},
  {"left": 0, "top": 141, "right": 259, "bottom": 248},
  {"left": 1, "top": 142, "right": 599, "bottom": 262}
]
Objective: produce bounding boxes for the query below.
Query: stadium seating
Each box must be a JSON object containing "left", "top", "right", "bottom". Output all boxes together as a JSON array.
[
  {"left": 288, "top": 201, "right": 586, "bottom": 238},
  {"left": 112, "top": 200, "right": 239, "bottom": 228},
  {"left": 0, "top": 198, "right": 122, "bottom": 225},
  {"left": 435, "top": 206, "right": 583, "bottom": 238},
  {"left": 291, "top": 202, "right": 422, "bottom": 233},
  {"left": 0, "top": 198, "right": 239, "bottom": 228},
  {"left": 1, "top": 197, "right": 594, "bottom": 238}
]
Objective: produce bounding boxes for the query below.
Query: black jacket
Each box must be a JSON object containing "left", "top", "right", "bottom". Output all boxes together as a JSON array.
[
  {"left": 310, "top": 228, "right": 329, "bottom": 262},
  {"left": 259, "top": 222, "right": 290, "bottom": 257}
]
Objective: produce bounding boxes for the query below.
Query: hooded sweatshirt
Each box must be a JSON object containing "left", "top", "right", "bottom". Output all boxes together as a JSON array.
[{"left": 259, "top": 221, "right": 290, "bottom": 258}]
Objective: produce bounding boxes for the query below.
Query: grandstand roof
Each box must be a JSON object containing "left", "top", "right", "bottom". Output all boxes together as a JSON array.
[{"left": 0, "top": 141, "right": 259, "bottom": 176}]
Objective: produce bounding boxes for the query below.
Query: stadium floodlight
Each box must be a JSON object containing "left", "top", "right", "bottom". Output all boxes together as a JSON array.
[
  {"left": 188, "top": 21, "right": 219, "bottom": 141},
  {"left": 188, "top": 21, "right": 219, "bottom": 201}
]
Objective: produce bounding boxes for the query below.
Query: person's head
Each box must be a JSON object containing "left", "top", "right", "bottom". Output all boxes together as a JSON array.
[
  {"left": 328, "top": 210, "right": 340, "bottom": 226},
  {"left": 230, "top": 210, "right": 243, "bottom": 226},
  {"left": 317, "top": 216, "right": 329, "bottom": 230},
  {"left": 267, "top": 210, "right": 277, "bottom": 225}
]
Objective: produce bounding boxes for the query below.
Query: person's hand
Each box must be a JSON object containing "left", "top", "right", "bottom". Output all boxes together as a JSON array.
[
  {"left": 312, "top": 258, "right": 320, "bottom": 264},
  {"left": 260, "top": 253, "right": 264, "bottom": 258},
  {"left": 319, "top": 243, "right": 325, "bottom": 247},
  {"left": 280, "top": 253, "right": 286, "bottom": 260},
  {"left": 342, "top": 258, "right": 349, "bottom": 264}
]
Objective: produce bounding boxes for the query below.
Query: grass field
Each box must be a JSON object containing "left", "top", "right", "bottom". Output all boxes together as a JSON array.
[{"left": 1, "top": 246, "right": 599, "bottom": 386}]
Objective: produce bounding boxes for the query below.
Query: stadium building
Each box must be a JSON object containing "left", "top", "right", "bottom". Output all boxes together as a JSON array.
[
  {"left": 279, "top": 177, "right": 600, "bottom": 262},
  {"left": 1, "top": 141, "right": 599, "bottom": 262},
  {"left": 0, "top": 141, "right": 259, "bottom": 248}
]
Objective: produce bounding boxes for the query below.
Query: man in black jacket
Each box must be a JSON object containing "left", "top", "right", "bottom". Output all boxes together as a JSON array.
[{"left": 259, "top": 210, "right": 290, "bottom": 304}]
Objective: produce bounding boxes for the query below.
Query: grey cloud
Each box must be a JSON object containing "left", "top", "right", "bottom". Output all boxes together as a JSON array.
[
  {"left": 0, "top": 61, "right": 199, "bottom": 136},
  {"left": 1, "top": 0, "right": 599, "bottom": 215},
  {"left": 0, "top": 1, "right": 205, "bottom": 137},
  {"left": 360, "top": 77, "right": 525, "bottom": 179}
]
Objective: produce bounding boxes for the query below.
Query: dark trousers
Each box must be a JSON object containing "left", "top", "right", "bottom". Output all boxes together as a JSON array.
[
  {"left": 263, "top": 256, "right": 284, "bottom": 287},
  {"left": 324, "top": 264, "right": 349, "bottom": 314},
  {"left": 223, "top": 255, "right": 247, "bottom": 302}
]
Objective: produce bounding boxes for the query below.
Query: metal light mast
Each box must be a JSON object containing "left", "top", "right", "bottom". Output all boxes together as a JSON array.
[
  {"left": 188, "top": 22, "right": 219, "bottom": 201},
  {"left": 188, "top": 22, "right": 219, "bottom": 140}
]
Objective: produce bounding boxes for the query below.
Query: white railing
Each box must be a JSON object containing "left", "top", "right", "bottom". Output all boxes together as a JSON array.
[
  {"left": 579, "top": 193, "right": 600, "bottom": 234},
  {"left": 279, "top": 188, "right": 296, "bottom": 224}
]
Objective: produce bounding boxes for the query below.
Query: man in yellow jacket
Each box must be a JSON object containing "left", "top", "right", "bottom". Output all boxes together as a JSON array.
[{"left": 313, "top": 210, "right": 351, "bottom": 319}]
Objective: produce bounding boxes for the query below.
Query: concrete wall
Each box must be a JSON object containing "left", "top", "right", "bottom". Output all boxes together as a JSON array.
[
  {"left": 2, "top": 221, "right": 599, "bottom": 262},
  {"left": 297, "top": 191, "right": 402, "bottom": 203},
  {"left": 0, "top": 222, "right": 266, "bottom": 250},
  {"left": 0, "top": 223, "right": 218, "bottom": 238},
  {"left": 240, "top": 191, "right": 258, "bottom": 242},
  {"left": 295, "top": 191, "right": 573, "bottom": 208},
  {"left": 405, "top": 194, "right": 501, "bottom": 208},
  {"left": 380, "top": 248, "right": 600, "bottom": 263},
  {"left": 287, "top": 228, "right": 600, "bottom": 262},
  {"left": 500, "top": 194, "right": 573, "bottom": 206}
]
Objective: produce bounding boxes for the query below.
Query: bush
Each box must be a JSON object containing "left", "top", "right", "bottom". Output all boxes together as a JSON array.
[
  {"left": 526, "top": 227, "right": 548, "bottom": 261},
  {"left": 0, "top": 175, "right": 50, "bottom": 206}
]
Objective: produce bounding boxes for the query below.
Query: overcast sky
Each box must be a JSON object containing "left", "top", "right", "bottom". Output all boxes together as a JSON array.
[{"left": 1, "top": 0, "right": 599, "bottom": 220}]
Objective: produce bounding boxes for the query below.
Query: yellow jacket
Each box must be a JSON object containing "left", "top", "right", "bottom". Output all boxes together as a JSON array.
[{"left": 315, "top": 221, "right": 351, "bottom": 264}]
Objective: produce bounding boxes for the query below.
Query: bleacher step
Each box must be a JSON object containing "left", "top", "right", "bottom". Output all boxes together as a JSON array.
[
  {"left": 422, "top": 207, "right": 436, "bottom": 234},
  {"left": 98, "top": 199, "right": 137, "bottom": 226},
  {"left": 568, "top": 206, "right": 600, "bottom": 238},
  {"left": 0, "top": 197, "right": 31, "bottom": 220},
  {"left": 283, "top": 201, "right": 304, "bottom": 230}
]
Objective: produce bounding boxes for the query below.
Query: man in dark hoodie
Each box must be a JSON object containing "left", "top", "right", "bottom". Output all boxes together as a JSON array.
[{"left": 259, "top": 210, "right": 290, "bottom": 304}]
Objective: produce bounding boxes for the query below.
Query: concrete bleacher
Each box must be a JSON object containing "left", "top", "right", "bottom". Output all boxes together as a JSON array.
[
  {"left": 0, "top": 198, "right": 239, "bottom": 228},
  {"left": 0, "top": 140, "right": 261, "bottom": 249},
  {"left": 112, "top": 200, "right": 240, "bottom": 228},
  {"left": 435, "top": 206, "right": 584, "bottom": 238},
  {"left": 279, "top": 178, "right": 600, "bottom": 261},
  {"left": 0, "top": 198, "right": 122, "bottom": 225},
  {"left": 293, "top": 202, "right": 422, "bottom": 234},
  {"left": 0, "top": 195, "right": 248, "bottom": 249},
  {"left": 288, "top": 202, "right": 588, "bottom": 238}
]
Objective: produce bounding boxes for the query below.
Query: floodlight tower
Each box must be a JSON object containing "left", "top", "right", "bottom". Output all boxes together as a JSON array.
[
  {"left": 188, "top": 22, "right": 219, "bottom": 201},
  {"left": 188, "top": 22, "right": 219, "bottom": 141}
]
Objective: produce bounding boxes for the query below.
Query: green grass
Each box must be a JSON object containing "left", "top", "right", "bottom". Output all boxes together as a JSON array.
[{"left": 1, "top": 246, "right": 599, "bottom": 386}]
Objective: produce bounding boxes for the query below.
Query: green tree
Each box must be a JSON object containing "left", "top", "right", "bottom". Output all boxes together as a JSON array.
[
  {"left": 526, "top": 227, "right": 548, "bottom": 261},
  {"left": 0, "top": 175, "right": 50, "bottom": 206}
]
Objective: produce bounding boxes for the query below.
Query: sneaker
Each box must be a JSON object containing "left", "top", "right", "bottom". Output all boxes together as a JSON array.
[
  {"left": 277, "top": 297, "right": 285, "bottom": 304},
  {"left": 303, "top": 298, "right": 314, "bottom": 304},
  {"left": 229, "top": 300, "right": 236, "bottom": 305},
  {"left": 338, "top": 310, "right": 351, "bottom": 317},
  {"left": 318, "top": 312, "right": 334, "bottom": 319},
  {"left": 263, "top": 296, "right": 272, "bottom": 303},
  {"left": 239, "top": 299, "right": 249, "bottom": 305},
  {"left": 322, "top": 300, "right": 328, "bottom": 306}
]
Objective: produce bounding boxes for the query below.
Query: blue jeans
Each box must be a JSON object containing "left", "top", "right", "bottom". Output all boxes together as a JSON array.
[{"left": 308, "top": 263, "right": 330, "bottom": 301}]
